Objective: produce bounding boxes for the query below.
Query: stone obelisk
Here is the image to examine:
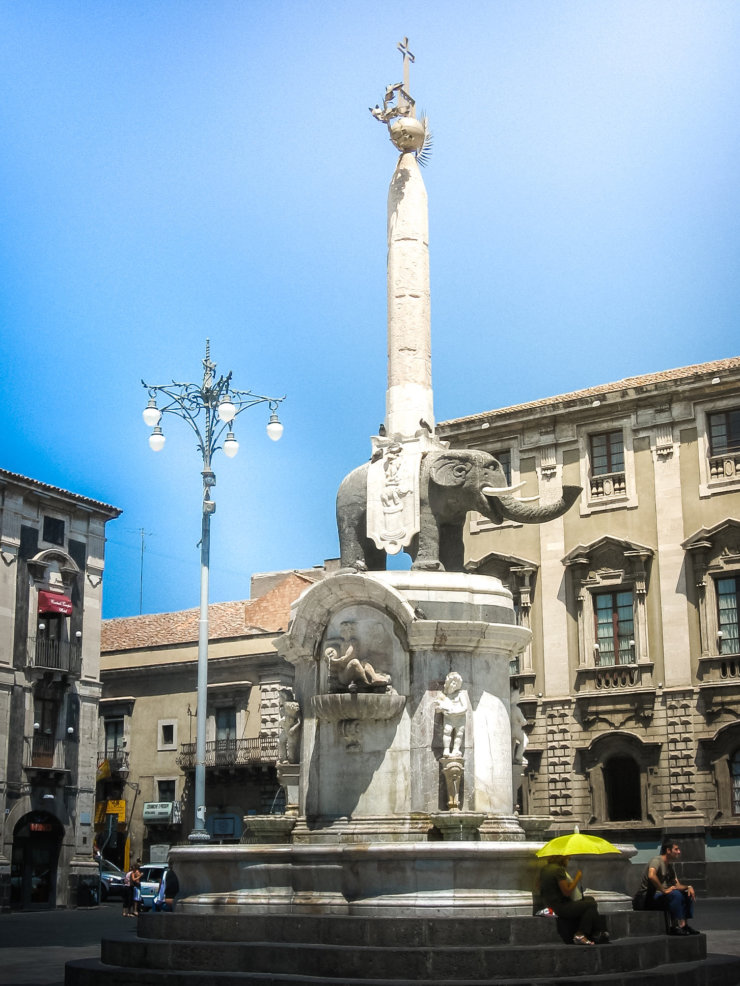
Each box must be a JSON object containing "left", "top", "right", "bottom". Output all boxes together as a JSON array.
[
  {"left": 372, "top": 38, "right": 435, "bottom": 443},
  {"left": 365, "top": 40, "right": 441, "bottom": 557}
]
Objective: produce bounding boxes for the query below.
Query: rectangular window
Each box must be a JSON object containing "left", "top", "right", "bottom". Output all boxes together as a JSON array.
[
  {"left": 68, "top": 539, "right": 87, "bottom": 570},
  {"left": 42, "top": 516, "right": 65, "bottom": 546},
  {"left": 105, "top": 718, "right": 124, "bottom": 757},
  {"left": 709, "top": 409, "right": 740, "bottom": 457},
  {"left": 215, "top": 707, "right": 236, "bottom": 741},
  {"left": 494, "top": 449, "right": 512, "bottom": 485},
  {"left": 157, "top": 719, "right": 177, "bottom": 751},
  {"left": 718, "top": 577, "right": 740, "bottom": 655},
  {"left": 158, "top": 779, "right": 176, "bottom": 802},
  {"left": 32, "top": 696, "right": 58, "bottom": 767},
  {"left": 732, "top": 752, "right": 740, "bottom": 816},
  {"left": 590, "top": 431, "right": 624, "bottom": 476},
  {"left": 594, "top": 590, "right": 634, "bottom": 666}
]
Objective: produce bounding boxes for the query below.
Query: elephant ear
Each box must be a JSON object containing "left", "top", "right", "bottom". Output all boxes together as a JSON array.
[{"left": 429, "top": 456, "right": 474, "bottom": 487}]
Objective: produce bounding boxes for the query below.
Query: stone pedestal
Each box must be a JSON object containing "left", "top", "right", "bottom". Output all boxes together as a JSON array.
[
  {"left": 276, "top": 762, "right": 300, "bottom": 816},
  {"left": 277, "top": 570, "right": 530, "bottom": 840}
]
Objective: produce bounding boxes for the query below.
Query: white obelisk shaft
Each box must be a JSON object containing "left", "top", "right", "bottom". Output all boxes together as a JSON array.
[{"left": 385, "top": 150, "right": 434, "bottom": 441}]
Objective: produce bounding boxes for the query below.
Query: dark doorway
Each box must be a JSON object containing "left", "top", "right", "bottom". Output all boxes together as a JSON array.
[
  {"left": 604, "top": 755, "right": 641, "bottom": 821},
  {"left": 10, "top": 811, "right": 63, "bottom": 909}
]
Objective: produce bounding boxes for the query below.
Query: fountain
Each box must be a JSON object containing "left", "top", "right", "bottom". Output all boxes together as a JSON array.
[{"left": 166, "top": 38, "right": 623, "bottom": 919}]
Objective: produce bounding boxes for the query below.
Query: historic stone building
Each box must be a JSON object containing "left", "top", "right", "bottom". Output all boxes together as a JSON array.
[
  {"left": 437, "top": 355, "right": 740, "bottom": 892},
  {"left": 97, "top": 570, "right": 325, "bottom": 866},
  {"left": 0, "top": 469, "right": 120, "bottom": 910}
]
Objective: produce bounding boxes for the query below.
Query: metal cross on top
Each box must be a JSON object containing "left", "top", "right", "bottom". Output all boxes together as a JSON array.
[{"left": 397, "top": 37, "right": 414, "bottom": 95}]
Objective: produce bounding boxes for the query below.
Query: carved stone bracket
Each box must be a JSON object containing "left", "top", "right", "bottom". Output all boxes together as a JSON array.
[{"left": 439, "top": 755, "right": 465, "bottom": 810}]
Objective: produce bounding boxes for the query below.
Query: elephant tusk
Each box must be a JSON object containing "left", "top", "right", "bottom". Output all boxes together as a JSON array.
[
  {"left": 511, "top": 494, "right": 540, "bottom": 503},
  {"left": 481, "top": 481, "right": 527, "bottom": 497}
]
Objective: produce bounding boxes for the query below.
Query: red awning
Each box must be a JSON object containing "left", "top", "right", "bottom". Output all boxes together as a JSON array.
[{"left": 38, "top": 590, "right": 74, "bottom": 616}]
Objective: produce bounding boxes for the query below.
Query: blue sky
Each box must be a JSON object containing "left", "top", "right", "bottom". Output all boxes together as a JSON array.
[{"left": 2, "top": 1, "right": 738, "bottom": 618}]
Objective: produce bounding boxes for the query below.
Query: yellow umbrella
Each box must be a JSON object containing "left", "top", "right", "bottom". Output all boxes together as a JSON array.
[{"left": 535, "top": 829, "right": 620, "bottom": 857}]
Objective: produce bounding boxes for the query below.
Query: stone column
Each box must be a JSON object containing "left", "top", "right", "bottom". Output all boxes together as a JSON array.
[{"left": 385, "top": 151, "right": 434, "bottom": 440}]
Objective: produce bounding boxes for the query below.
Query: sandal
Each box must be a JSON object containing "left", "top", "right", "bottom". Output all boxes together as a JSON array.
[{"left": 573, "top": 934, "right": 596, "bottom": 945}]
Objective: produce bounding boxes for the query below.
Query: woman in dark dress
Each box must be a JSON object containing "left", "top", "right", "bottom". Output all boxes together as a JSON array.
[{"left": 539, "top": 855, "right": 608, "bottom": 945}]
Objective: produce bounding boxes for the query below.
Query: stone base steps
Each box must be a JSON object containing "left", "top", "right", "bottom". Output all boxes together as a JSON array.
[
  {"left": 63, "top": 911, "right": 740, "bottom": 986},
  {"left": 64, "top": 954, "right": 740, "bottom": 986}
]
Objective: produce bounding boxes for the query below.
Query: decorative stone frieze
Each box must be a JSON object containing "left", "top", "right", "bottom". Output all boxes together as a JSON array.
[
  {"left": 666, "top": 691, "right": 698, "bottom": 814},
  {"left": 545, "top": 702, "right": 574, "bottom": 816}
]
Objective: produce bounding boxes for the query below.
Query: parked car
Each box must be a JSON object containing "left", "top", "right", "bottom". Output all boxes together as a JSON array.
[
  {"left": 138, "top": 863, "right": 168, "bottom": 911},
  {"left": 99, "top": 859, "right": 126, "bottom": 901}
]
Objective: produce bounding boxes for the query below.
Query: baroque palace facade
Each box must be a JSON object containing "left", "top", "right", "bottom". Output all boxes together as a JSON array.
[
  {"left": 0, "top": 469, "right": 120, "bottom": 910},
  {"left": 437, "top": 356, "right": 740, "bottom": 892}
]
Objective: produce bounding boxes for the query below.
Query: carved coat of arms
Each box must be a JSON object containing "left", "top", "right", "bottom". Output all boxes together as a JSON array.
[{"left": 366, "top": 442, "right": 421, "bottom": 554}]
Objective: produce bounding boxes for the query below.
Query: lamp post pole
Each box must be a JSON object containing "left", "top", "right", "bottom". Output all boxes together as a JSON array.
[{"left": 141, "top": 340, "right": 284, "bottom": 843}]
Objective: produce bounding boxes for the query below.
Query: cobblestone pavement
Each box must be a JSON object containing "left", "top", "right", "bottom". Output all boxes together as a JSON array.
[{"left": 1, "top": 899, "right": 739, "bottom": 986}]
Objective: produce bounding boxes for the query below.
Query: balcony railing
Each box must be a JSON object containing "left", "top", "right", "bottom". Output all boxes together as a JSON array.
[
  {"left": 28, "top": 636, "right": 82, "bottom": 676},
  {"left": 709, "top": 452, "right": 740, "bottom": 481},
  {"left": 97, "top": 748, "right": 130, "bottom": 774},
  {"left": 176, "top": 736, "right": 279, "bottom": 770},
  {"left": 589, "top": 470, "right": 626, "bottom": 501},
  {"left": 30, "top": 732, "right": 55, "bottom": 768}
]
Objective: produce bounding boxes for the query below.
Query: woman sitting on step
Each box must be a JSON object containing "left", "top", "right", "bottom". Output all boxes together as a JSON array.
[{"left": 539, "top": 855, "right": 610, "bottom": 945}]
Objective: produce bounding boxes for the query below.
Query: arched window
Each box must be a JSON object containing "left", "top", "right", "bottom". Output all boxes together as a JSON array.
[
  {"left": 604, "top": 755, "right": 642, "bottom": 821},
  {"left": 581, "top": 732, "right": 659, "bottom": 826},
  {"left": 732, "top": 750, "right": 740, "bottom": 816}
]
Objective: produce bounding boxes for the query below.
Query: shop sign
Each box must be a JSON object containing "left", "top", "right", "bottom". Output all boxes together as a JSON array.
[
  {"left": 142, "top": 802, "right": 174, "bottom": 825},
  {"left": 106, "top": 799, "right": 126, "bottom": 822}
]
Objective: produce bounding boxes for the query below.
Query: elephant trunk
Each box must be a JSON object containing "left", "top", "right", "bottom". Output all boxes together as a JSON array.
[{"left": 495, "top": 485, "right": 581, "bottom": 524}]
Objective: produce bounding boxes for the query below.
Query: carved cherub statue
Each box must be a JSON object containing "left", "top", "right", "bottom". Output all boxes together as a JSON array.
[
  {"left": 510, "top": 687, "right": 529, "bottom": 766},
  {"left": 325, "top": 644, "right": 391, "bottom": 693},
  {"left": 277, "top": 693, "right": 301, "bottom": 764},
  {"left": 436, "top": 671, "right": 468, "bottom": 757}
]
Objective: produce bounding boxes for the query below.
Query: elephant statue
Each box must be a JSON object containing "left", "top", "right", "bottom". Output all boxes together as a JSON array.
[{"left": 337, "top": 447, "right": 581, "bottom": 572}]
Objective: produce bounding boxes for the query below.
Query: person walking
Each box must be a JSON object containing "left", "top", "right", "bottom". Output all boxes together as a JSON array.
[
  {"left": 130, "top": 860, "right": 143, "bottom": 917},
  {"left": 121, "top": 867, "right": 133, "bottom": 917},
  {"left": 636, "top": 840, "right": 699, "bottom": 935},
  {"left": 154, "top": 865, "right": 180, "bottom": 912},
  {"left": 539, "top": 855, "right": 609, "bottom": 945}
]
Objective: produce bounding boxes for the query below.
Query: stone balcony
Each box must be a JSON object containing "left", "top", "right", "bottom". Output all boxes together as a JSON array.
[
  {"left": 574, "top": 662, "right": 656, "bottom": 729},
  {"left": 588, "top": 470, "right": 626, "bottom": 501},
  {"left": 709, "top": 451, "right": 740, "bottom": 481}
]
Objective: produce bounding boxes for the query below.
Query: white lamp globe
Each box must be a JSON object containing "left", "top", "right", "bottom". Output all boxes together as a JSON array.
[
  {"left": 217, "top": 397, "right": 236, "bottom": 423},
  {"left": 223, "top": 432, "right": 239, "bottom": 458},
  {"left": 142, "top": 399, "right": 161, "bottom": 427},
  {"left": 149, "top": 427, "right": 166, "bottom": 452},
  {"left": 266, "top": 412, "right": 283, "bottom": 442}
]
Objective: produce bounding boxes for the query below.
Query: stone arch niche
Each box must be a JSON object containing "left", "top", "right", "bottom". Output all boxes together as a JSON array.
[{"left": 579, "top": 730, "right": 661, "bottom": 826}]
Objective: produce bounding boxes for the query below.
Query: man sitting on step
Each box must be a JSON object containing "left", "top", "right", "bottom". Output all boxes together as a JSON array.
[{"left": 637, "top": 839, "right": 699, "bottom": 936}]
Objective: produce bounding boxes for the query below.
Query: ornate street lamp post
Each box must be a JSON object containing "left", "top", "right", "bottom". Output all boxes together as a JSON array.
[{"left": 141, "top": 340, "right": 285, "bottom": 842}]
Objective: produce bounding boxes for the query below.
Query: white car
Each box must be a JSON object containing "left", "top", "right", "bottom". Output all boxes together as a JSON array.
[{"left": 137, "top": 863, "right": 168, "bottom": 911}]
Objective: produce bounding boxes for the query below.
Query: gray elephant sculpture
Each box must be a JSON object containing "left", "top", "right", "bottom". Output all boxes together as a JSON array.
[{"left": 337, "top": 447, "right": 581, "bottom": 572}]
